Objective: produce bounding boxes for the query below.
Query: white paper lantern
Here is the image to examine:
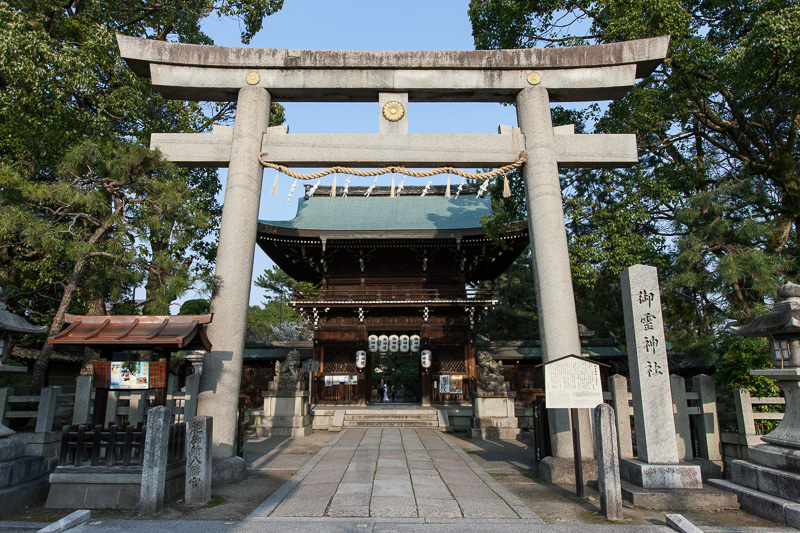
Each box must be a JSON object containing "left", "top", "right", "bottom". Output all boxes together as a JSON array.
[
  {"left": 379, "top": 335, "right": 389, "bottom": 353},
  {"left": 399, "top": 335, "right": 410, "bottom": 353},
  {"left": 410, "top": 334, "right": 421, "bottom": 352},
  {"left": 389, "top": 335, "right": 399, "bottom": 352},
  {"left": 368, "top": 335, "right": 379, "bottom": 353},
  {"left": 420, "top": 349, "right": 432, "bottom": 369},
  {"left": 355, "top": 350, "right": 367, "bottom": 369}
]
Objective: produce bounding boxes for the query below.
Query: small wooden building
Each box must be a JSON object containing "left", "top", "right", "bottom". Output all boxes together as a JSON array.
[{"left": 257, "top": 185, "right": 528, "bottom": 405}]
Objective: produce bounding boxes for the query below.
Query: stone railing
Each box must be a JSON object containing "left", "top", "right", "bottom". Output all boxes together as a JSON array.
[
  {"left": 0, "top": 372, "right": 200, "bottom": 432},
  {"left": 717, "top": 388, "right": 784, "bottom": 463},
  {"left": 0, "top": 385, "right": 73, "bottom": 433},
  {"left": 71, "top": 373, "right": 200, "bottom": 427},
  {"left": 599, "top": 373, "right": 723, "bottom": 478}
]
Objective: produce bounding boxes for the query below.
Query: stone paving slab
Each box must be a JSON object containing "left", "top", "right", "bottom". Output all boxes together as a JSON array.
[{"left": 249, "top": 428, "right": 543, "bottom": 521}]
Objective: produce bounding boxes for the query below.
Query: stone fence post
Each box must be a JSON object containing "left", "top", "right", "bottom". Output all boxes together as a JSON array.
[
  {"left": 670, "top": 375, "right": 693, "bottom": 460},
  {"left": 0, "top": 387, "right": 10, "bottom": 426},
  {"left": 129, "top": 391, "right": 147, "bottom": 427},
  {"left": 140, "top": 405, "right": 171, "bottom": 516},
  {"left": 72, "top": 375, "right": 93, "bottom": 425},
  {"left": 183, "top": 373, "right": 200, "bottom": 421},
  {"left": 35, "top": 386, "right": 61, "bottom": 433},
  {"left": 607, "top": 374, "right": 633, "bottom": 459},
  {"left": 733, "top": 388, "right": 760, "bottom": 444},
  {"left": 104, "top": 390, "right": 119, "bottom": 428},
  {"left": 693, "top": 374, "right": 722, "bottom": 462}
]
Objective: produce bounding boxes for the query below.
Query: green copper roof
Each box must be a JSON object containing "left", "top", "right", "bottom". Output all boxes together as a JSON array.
[{"left": 259, "top": 195, "right": 492, "bottom": 232}]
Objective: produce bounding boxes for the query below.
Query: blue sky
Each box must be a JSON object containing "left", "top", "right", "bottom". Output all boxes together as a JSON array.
[{"left": 173, "top": 1, "right": 521, "bottom": 309}]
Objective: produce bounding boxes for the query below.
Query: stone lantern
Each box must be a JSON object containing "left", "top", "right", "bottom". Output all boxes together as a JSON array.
[
  {"left": 711, "top": 282, "right": 800, "bottom": 527},
  {"left": 730, "top": 282, "right": 800, "bottom": 448}
]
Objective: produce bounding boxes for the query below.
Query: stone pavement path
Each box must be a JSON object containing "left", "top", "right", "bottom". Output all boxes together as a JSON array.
[{"left": 248, "top": 428, "right": 540, "bottom": 521}]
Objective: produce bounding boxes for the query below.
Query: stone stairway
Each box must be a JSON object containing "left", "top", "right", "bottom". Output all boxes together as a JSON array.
[{"left": 340, "top": 407, "right": 441, "bottom": 428}]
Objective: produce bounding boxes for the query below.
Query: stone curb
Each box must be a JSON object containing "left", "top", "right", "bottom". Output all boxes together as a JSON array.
[
  {"left": 437, "top": 432, "right": 543, "bottom": 522},
  {"left": 37, "top": 510, "right": 91, "bottom": 533},
  {"left": 664, "top": 514, "right": 702, "bottom": 533},
  {"left": 245, "top": 430, "right": 347, "bottom": 518}
]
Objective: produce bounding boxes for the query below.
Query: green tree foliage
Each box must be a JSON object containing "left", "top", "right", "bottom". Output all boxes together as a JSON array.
[
  {"left": 477, "top": 252, "right": 538, "bottom": 340},
  {"left": 248, "top": 266, "right": 317, "bottom": 342},
  {"left": 0, "top": 1, "right": 285, "bottom": 392},
  {"left": 469, "top": 0, "right": 800, "bottom": 369},
  {"left": 179, "top": 299, "right": 211, "bottom": 315},
  {"left": 372, "top": 354, "right": 420, "bottom": 402}
]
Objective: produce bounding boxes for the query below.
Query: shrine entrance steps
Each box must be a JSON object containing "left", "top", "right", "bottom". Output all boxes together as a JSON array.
[
  {"left": 343, "top": 408, "right": 439, "bottom": 428},
  {"left": 312, "top": 405, "right": 448, "bottom": 431}
]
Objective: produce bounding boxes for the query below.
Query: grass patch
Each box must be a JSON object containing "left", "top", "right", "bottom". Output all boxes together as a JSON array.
[
  {"left": 522, "top": 472, "right": 541, "bottom": 482},
  {"left": 202, "top": 496, "right": 228, "bottom": 509}
]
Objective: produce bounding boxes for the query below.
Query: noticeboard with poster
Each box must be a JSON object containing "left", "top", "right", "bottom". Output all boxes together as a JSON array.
[
  {"left": 110, "top": 361, "right": 150, "bottom": 390},
  {"left": 438, "top": 375, "right": 463, "bottom": 394},
  {"left": 324, "top": 375, "right": 358, "bottom": 386},
  {"left": 448, "top": 375, "right": 463, "bottom": 394},
  {"left": 439, "top": 374, "right": 450, "bottom": 393}
]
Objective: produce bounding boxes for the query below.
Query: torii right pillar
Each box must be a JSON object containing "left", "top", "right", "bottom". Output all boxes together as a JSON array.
[{"left": 517, "top": 86, "right": 596, "bottom": 482}]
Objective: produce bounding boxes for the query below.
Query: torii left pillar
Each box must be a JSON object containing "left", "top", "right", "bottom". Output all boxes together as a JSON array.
[{"left": 197, "top": 86, "right": 270, "bottom": 470}]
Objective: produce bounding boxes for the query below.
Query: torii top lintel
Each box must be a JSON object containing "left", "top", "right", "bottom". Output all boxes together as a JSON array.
[{"left": 116, "top": 35, "right": 669, "bottom": 103}]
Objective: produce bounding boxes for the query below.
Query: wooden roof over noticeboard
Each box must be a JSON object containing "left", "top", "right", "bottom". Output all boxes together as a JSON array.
[{"left": 50, "top": 314, "right": 213, "bottom": 352}]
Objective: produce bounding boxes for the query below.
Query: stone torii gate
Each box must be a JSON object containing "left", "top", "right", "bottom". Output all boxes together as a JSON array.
[{"left": 117, "top": 35, "right": 669, "bottom": 469}]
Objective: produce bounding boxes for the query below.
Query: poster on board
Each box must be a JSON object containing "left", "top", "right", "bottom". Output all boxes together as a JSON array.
[
  {"left": 448, "top": 375, "right": 463, "bottom": 394},
  {"left": 439, "top": 374, "right": 450, "bottom": 393},
  {"left": 325, "top": 375, "right": 358, "bottom": 386},
  {"left": 110, "top": 361, "right": 150, "bottom": 390}
]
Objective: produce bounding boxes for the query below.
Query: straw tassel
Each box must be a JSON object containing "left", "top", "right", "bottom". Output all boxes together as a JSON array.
[
  {"left": 330, "top": 174, "right": 336, "bottom": 197},
  {"left": 270, "top": 170, "right": 280, "bottom": 195},
  {"left": 445, "top": 174, "right": 451, "bottom": 198},
  {"left": 503, "top": 174, "right": 511, "bottom": 198},
  {"left": 390, "top": 175, "right": 396, "bottom": 198}
]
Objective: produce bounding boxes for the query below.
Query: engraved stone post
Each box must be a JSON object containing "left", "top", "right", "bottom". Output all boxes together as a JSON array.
[
  {"left": 593, "top": 403, "right": 623, "bottom": 521},
  {"left": 198, "top": 85, "right": 271, "bottom": 461},
  {"left": 516, "top": 86, "right": 589, "bottom": 460},
  {"left": 621, "top": 264, "right": 678, "bottom": 464},
  {"left": 140, "top": 405, "right": 171, "bottom": 516},
  {"left": 185, "top": 416, "right": 213, "bottom": 506},
  {"left": 620, "top": 264, "right": 702, "bottom": 489}
]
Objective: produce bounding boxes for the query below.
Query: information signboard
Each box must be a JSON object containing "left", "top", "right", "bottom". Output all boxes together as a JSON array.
[
  {"left": 544, "top": 356, "right": 603, "bottom": 409},
  {"left": 439, "top": 375, "right": 450, "bottom": 393},
  {"left": 110, "top": 361, "right": 150, "bottom": 390}
]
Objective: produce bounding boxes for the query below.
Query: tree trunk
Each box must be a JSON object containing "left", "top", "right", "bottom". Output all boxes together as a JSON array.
[
  {"left": 80, "top": 297, "right": 106, "bottom": 376},
  {"left": 30, "top": 255, "right": 86, "bottom": 394},
  {"left": 30, "top": 216, "right": 115, "bottom": 395}
]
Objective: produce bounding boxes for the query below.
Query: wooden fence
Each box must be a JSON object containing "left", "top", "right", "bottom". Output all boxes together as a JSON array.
[{"left": 58, "top": 421, "right": 186, "bottom": 467}]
